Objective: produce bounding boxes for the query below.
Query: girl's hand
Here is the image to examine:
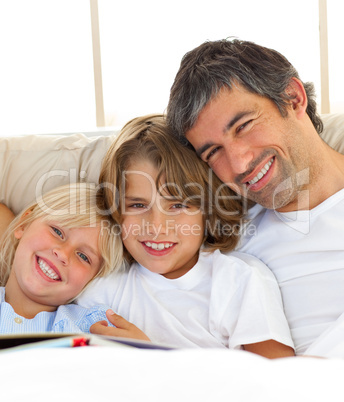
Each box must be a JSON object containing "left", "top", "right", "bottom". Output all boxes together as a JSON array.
[{"left": 90, "top": 309, "right": 150, "bottom": 342}]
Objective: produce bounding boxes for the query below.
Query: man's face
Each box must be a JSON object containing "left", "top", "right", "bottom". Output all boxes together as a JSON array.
[{"left": 186, "top": 84, "right": 309, "bottom": 211}]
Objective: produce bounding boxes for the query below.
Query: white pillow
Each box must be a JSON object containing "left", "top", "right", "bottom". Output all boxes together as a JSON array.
[
  {"left": 1, "top": 113, "right": 344, "bottom": 214},
  {"left": 320, "top": 113, "right": 344, "bottom": 153},
  {"left": 0, "top": 133, "right": 116, "bottom": 214}
]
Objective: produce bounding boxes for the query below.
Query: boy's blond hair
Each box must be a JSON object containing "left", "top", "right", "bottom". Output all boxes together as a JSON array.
[
  {"left": 0, "top": 183, "right": 122, "bottom": 286},
  {"left": 99, "top": 114, "right": 245, "bottom": 266}
]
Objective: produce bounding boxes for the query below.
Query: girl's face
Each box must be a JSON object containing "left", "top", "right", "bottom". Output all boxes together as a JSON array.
[
  {"left": 121, "top": 158, "right": 204, "bottom": 279},
  {"left": 6, "top": 217, "right": 102, "bottom": 315}
]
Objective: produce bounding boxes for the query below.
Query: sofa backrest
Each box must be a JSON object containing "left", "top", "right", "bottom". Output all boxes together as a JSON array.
[{"left": 1, "top": 113, "right": 343, "bottom": 214}]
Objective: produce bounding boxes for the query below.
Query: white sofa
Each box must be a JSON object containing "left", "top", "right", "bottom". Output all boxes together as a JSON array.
[{"left": 1, "top": 114, "right": 344, "bottom": 401}]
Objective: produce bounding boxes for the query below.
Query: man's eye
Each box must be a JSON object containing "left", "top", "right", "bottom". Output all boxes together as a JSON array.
[
  {"left": 77, "top": 252, "right": 90, "bottom": 264},
  {"left": 237, "top": 120, "right": 253, "bottom": 133},
  {"left": 205, "top": 146, "right": 220, "bottom": 161},
  {"left": 52, "top": 227, "right": 63, "bottom": 238}
]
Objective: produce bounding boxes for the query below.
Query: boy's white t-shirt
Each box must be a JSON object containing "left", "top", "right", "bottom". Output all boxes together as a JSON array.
[
  {"left": 238, "top": 189, "right": 344, "bottom": 355},
  {"left": 77, "top": 250, "right": 293, "bottom": 350}
]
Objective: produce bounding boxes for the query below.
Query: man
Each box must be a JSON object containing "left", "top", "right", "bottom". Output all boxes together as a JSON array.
[
  {"left": 0, "top": 204, "right": 14, "bottom": 240},
  {"left": 166, "top": 39, "right": 344, "bottom": 355}
]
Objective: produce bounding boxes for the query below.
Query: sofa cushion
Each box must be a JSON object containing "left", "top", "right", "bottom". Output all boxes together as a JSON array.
[{"left": 0, "top": 133, "right": 116, "bottom": 214}]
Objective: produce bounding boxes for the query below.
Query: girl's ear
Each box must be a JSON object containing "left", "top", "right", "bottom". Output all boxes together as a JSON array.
[
  {"left": 14, "top": 209, "right": 33, "bottom": 239},
  {"left": 286, "top": 77, "right": 308, "bottom": 118},
  {"left": 14, "top": 227, "right": 24, "bottom": 240}
]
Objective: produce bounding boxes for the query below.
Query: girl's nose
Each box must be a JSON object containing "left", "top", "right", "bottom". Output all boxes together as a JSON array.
[{"left": 53, "top": 246, "right": 70, "bottom": 265}]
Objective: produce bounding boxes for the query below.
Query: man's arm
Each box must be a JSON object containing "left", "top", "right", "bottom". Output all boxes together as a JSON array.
[
  {"left": 0, "top": 203, "right": 15, "bottom": 240},
  {"left": 243, "top": 340, "right": 295, "bottom": 359}
]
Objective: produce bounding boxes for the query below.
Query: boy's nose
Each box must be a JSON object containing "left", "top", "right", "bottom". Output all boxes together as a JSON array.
[{"left": 146, "top": 208, "right": 168, "bottom": 236}]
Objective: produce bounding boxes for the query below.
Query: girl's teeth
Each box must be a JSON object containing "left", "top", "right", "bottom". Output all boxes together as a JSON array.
[{"left": 38, "top": 258, "right": 59, "bottom": 280}]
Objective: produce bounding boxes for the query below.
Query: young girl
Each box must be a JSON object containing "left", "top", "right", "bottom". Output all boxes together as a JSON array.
[
  {"left": 78, "top": 114, "right": 295, "bottom": 357},
  {"left": 0, "top": 182, "right": 146, "bottom": 337}
]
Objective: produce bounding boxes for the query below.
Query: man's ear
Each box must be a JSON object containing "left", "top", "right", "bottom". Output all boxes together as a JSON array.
[{"left": 285, "top": 77, "right": 308, "bottom": 117}]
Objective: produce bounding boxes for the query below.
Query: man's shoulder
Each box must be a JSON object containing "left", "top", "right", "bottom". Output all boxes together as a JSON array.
[
  {"left": 245, "top": 203, "right": 266, "bottom": 220},
  {"left": 237, "top": 189, "right": 344, "bottom": 262}
]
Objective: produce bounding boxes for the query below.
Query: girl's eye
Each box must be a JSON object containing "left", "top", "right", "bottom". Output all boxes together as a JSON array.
[
  {"left": 52, "top": 227, "right": 63, "bottom": 239},
  {"left": 77, "top": 252, "right": 90, "bottom": 264}
]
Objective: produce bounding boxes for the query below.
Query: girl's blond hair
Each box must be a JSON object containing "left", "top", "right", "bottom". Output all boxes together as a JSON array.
[
  {"left": 0, "top": 183, "right": 122, "bottom": 287},
  {"left": 99, "top": 114, "right": 245, "bottom": 266}
]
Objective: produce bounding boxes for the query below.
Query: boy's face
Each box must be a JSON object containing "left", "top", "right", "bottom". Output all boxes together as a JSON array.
[
  {"left": 7, "top": 217, "right": 102, "bottom": 315},
  {"left": 121, "top": 158, "right": 204, "bottom": 279}
]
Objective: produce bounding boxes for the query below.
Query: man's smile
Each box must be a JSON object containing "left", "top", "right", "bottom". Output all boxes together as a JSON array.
[{"left": 247, "top": 157, "right": 274, "bottom": 186}]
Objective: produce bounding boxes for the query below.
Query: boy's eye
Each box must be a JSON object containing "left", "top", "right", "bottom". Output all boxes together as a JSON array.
[
  {"left": 77, "top": 252, "right": 90, "bottom": 264},
  {"left": 125, "top": 202, "right": 145, "bottom": 208},
  {"left": 127, "top": 203, "right": 147, "bottom": 209},
  {"left": 52, "top": 227, "right": 63, "bottom": 239},
  {"left": 131, "top": 203, "right": 145, "bottom": 208},
  {"left": 171, "top": 203, "right": 188, "bottom": 209}
]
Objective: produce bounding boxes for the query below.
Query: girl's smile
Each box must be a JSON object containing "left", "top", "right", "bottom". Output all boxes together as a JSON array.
[
  {"left": 5, "top": 217, "right": 102, "bottom": 318},
  {"left": 36, "top": 256, "right": 61, "bottom": 281}
]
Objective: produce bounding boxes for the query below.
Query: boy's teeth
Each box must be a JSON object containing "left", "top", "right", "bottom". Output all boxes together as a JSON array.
[
  {"left": 144, "top": 242, "right": 173, "bottom": 250},
  {"left": 248, "top": 158, "right": 274, "bottom": 185},
  {"left": 37, "top": 258, "right": 59, "bottom": 280}
]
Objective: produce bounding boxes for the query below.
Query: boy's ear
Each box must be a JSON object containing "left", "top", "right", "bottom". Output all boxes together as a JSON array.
[
  {"left": 285, "top": 77, "right": 308, "bottom": 117},
  {"left": 14, "top": 209, "right": 33, "bottom": 239}
]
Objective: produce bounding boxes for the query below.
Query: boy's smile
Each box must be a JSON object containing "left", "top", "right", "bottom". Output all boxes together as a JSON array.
[
  {"left": 141, "top": 241, "right": 176, "bottom": 255},
  {"left": 121, "top": 158, "right": 204, "bottom": 279}
]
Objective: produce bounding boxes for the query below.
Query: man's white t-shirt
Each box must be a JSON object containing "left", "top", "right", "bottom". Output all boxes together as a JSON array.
[
  {"left": 78, "top": 250, "right": 293, "bottom": 350},
  {"left": 238, "top": 189, "right": 344, "bottom": 354}
]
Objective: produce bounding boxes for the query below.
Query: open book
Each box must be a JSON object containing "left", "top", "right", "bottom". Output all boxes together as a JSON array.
[{"left": 0, "top": 333, "right": 174, "bottom": 352}]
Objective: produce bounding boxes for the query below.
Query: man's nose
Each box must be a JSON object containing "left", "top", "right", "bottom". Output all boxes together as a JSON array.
[{"left": 225, "top": 140, "right": 254, "bottom": 176}]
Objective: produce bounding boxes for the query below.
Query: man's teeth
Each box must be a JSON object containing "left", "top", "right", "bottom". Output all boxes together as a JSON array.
[
  {"left": 38, "top": 258, "right": 59, "bottom": 280},
  {"left": 144, "top": 242, "right": 173, "bottom": 250},
  {"left": 248, "top": 158, "right": 273, "bottom": 185}
]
